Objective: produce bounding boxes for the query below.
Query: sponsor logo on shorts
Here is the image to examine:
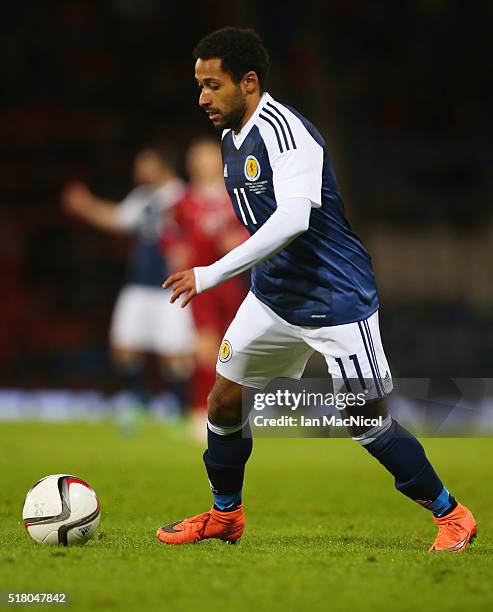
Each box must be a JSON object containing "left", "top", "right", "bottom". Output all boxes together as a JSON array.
[
  {"left": 219, "top": 339, "right": 233, "bottom": 363},
  {"left": 244, "top": 155, "right": 260, "bottom": 181}
]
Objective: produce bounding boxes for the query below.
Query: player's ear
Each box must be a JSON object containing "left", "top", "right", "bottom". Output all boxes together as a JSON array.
[{"left": 243, "top": 71, "right": 259, "bottom": 95}]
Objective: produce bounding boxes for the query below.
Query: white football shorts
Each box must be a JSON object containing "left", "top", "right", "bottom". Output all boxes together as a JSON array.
[
  {"left": 216, "top": 291, "right": 392, "bottom": 400},
  {"left": 110, "top": 284, "right": 196, "bottom": 355}
]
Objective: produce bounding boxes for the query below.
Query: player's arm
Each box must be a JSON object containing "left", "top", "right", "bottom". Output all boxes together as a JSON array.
[
  {"left": 163, "top": 196, "right": 311, "bottom": 307},
  {"left": 62, "top": 181, "right": 122, "bottom": 232}
]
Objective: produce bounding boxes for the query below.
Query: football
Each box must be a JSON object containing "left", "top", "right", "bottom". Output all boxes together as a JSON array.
[{"left": 22, "top": 474, "right": 100, "bottom": 546}]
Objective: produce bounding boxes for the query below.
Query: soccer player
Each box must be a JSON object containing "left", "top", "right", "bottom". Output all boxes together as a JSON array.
[
  {"left": 156, "top": 28, "right": 477, "bottom": 551},
  {"left": 62, "top": 147, "right": 195, "bottom": 412}
]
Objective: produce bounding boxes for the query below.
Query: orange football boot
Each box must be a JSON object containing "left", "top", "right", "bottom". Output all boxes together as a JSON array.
[
  {"left": 429, "top": 502, "right": 477, "bottom": 552},
  {"left": 156, "top": 505, "right": 245, "bottom": 545}
]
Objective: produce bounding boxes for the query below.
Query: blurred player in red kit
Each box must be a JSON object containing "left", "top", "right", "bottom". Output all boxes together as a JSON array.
[{"left": 162, "top": 138, "right": 247, "bottom": 437}]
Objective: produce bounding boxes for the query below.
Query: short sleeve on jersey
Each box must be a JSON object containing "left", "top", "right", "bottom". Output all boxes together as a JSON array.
[
  {"left": 116, "top": 180, "right": 186, "bottom": 231},
  {"left": 272, "top": 145, "right": 323, "bottom": 208},
  {"left": 257, "top": 107, "right": 323, "bottom": 208}
]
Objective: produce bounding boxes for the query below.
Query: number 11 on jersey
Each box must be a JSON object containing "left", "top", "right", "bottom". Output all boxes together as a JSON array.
[{"left": 233, "top": 187, "right": 257, "bottom": 226}]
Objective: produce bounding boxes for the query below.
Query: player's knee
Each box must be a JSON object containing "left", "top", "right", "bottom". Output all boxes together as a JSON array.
[
  {"left": 110, "top": 347, "right": 144, "bottom": 374},
  {"left": 159, "top": 355, "right": 195, "bottom": 381},
  {"left": 207, "top": 386, "right": 242, "bottom": 427}
]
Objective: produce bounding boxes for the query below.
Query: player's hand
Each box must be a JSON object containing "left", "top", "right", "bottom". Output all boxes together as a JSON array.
[
  {"left": 61, "top": 182, "right": 94, "bottom": 217},
  {"left": 162, "top": 269, "right": 197, "bottom": 308}
]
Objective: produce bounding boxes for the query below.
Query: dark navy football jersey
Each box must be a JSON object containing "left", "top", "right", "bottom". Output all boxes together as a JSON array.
[
  {"left": 221, "top": 93, "right": 378, "bottom": 327},
  {"left": 117, "top": 181, "right": 185, "bottom": 287}
]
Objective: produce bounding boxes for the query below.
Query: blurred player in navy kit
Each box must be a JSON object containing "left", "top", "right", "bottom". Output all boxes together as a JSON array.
[
  {"left": 62, "top": 147, "right": 195, "bottom": 412},
  {"left": 157, "top": 28, "right": 476, "bottom": 552}
]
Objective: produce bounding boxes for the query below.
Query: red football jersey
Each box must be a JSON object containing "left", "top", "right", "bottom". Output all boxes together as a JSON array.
[
  {"left": 173, "top": 185, "right": 247, "bottom": 266},
  {"left": 161, "top": 185, "right": 248, "bottom": 333}
]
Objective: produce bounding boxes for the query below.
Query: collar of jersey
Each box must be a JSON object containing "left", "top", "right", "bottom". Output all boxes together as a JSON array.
[{"left": 231, "top": 92, "right": 272, "bottom": 150}]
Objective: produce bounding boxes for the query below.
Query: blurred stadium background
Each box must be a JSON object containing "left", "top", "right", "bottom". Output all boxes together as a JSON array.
[{"left": 1, "top": 1, "right": 492, "bottom": 422}]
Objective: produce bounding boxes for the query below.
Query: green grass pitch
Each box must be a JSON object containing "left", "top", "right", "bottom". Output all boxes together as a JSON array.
[{"left": 0, "top": 422, "right": 492, "bottom": 611}]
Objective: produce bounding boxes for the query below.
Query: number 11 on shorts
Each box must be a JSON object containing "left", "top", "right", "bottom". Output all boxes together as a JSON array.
[{"left": 334, "top": 354, "right": 367, "bottom": 392}]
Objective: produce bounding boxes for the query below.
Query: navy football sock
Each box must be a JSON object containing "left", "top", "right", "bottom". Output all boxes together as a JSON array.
[
  {"left": 359, "top": 418, "right": 456, "bottom": 515},
  {"left": 203, "top": 421, "right": 253, "bottom": 510}
]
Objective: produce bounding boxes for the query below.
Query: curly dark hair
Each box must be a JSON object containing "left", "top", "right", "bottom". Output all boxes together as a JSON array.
[{"left": 193, "top": 27, "right": 270, "bottom": 91}]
